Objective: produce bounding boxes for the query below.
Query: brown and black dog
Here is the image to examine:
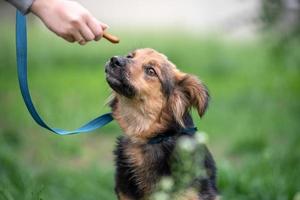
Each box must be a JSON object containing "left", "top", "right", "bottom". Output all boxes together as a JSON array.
[{"left": 105, "top": 48, "right": 218, "bottom": 200}]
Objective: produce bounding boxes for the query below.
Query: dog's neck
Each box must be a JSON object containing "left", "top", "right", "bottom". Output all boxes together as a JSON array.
[
  {"left": 111, "top": 95, "right": 175, "bottom": 142},
  {"left": 148, "top": 126, "right": 197, "bottom": 144},
  {"left": 111, "top": 95, "right": 196, "bottom": 143}
]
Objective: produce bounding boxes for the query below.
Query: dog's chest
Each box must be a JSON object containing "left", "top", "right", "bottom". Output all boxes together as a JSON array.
[{"left": 114, "top": 136, "right": 175, "bottom": 197}]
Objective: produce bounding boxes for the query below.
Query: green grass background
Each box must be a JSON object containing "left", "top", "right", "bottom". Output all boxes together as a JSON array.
[{"left": 0, "top": 22, "right": 299, "bottom": 200}]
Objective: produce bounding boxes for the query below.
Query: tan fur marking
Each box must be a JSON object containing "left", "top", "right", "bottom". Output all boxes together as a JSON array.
[
  {"left": 174, "top": 188, "right": 200, "bottom": 200},
  {"left": 125, "top": 144, "right": 144, "bottom": 167},
  {"left": 112, "top": 93, "right": 169, "bottom": 142},
  {"left": 123, "top": 144, "right": 154, "bottom": 195},
  {"left": 118, "top": 192, "right": 133, "bottom": 200}
]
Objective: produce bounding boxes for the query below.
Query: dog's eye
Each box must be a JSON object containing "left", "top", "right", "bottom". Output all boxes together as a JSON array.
[{"left": 145, "top": 67, "right": 156, "bottom": 77}]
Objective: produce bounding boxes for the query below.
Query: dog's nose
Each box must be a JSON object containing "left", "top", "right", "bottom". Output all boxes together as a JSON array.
[{"left": 110, "top": 56, "right": 124, "bottom": 67}]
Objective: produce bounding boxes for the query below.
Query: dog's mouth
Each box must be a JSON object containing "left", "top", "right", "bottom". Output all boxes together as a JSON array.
[{"left": 105, "top": 57, "right": 136, "bottom": 98}]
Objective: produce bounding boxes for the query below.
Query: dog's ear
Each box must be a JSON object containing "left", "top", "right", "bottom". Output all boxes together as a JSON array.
[{"left": 169, "top": 74, "right": 209, "bottom": 126}]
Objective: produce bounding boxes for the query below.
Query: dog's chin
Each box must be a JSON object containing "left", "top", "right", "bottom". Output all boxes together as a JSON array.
[{"left": 106, "top": 73, "right": 136, "bottom": 98}]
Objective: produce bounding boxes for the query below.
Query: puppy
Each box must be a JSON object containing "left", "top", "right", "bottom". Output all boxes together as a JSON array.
[{"left": 105, "top": 48, "right": 218, "bottom": 200}]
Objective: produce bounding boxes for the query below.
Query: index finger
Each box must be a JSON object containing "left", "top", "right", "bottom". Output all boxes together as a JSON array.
[{"left": 86, "top": 17, "right": 106, "bottom": 41}]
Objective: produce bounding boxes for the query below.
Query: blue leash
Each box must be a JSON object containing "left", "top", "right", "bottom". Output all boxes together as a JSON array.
[{"left": 16, "top": 11, "right": 113, "bottom": 135}]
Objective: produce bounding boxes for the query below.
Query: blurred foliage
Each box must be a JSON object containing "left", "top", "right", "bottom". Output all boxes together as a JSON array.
[
  {"left": 260, "top": 0, "right": 300, "bottom": 36},
  {"left": 0, "top": 22, "right": 300, "bottom": 200},
  {"left": 260, "top": 0, "right": 300, "bottom": 62}
]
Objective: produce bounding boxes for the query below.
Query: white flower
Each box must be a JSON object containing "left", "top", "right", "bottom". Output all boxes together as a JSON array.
[
  {"left": 178, "top": 136, "right": 196, "bottom": 152},
  {"left": 160, "top": 177, "right": 174, "bottom": 191},
  {"left": 195, "top": 131, "right": 208, "bottom": 144},
  {"left": 153, "top": 191, "right": 169, "bottom": 200}
]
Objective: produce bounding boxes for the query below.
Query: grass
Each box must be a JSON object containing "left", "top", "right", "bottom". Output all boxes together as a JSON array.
[{"left": 0, "top": 22, "right": 300, "bottom": 200}]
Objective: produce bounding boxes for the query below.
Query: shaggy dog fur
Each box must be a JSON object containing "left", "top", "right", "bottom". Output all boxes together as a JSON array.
[{"left": 105, "top": 48, "right": 218, "bottom": 200}]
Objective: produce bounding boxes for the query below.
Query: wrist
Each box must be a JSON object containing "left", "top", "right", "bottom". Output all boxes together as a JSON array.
[{"left": 30, "top": 0, "right": 59, "bottom": 16}]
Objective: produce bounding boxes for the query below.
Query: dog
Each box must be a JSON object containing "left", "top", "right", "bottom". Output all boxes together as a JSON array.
[{"left": 105, "top": 48, "right": 218, "bottom": 200}]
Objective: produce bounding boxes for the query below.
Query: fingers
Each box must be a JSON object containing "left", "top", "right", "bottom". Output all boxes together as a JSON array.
[
  {"left": 61, "top": 35, "right": 75, "bottom": 43},
  {"left": 72, "top": 30, "right": 86, "bottom": 45},
  {"left": 70, "top": 23, "right": 94, "bottom": 45},
  {"left": 86, "top": 16, "right": 109, "bottom": 41},
  {"left": 79, "top": 23, "right": 95, "bottom": 42},
  {"left": 59, "top": 14, "right": 109, "bottom": 45}
]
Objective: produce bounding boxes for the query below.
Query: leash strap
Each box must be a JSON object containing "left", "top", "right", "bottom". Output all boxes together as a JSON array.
[{"left": 16, "top": 11, "right": 113, "bottom": 135}]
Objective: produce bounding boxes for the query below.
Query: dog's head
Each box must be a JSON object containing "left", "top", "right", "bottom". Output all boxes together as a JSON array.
[{"left": 105, "top": 48, "right": 209, "bottom": 140}]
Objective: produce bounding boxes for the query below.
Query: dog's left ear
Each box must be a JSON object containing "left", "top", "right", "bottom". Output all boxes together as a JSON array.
[{"left": 169, "top": 74, "right": 209, "bottom": 126}]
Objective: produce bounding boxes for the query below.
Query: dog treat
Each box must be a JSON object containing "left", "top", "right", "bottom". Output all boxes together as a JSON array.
[{"left": 103, "top": 32, "right": 120, "bottom": 44}]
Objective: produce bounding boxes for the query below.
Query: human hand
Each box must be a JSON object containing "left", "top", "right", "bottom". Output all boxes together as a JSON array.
[{"left": 30, "top": 0, "right": 108, "bottom": 45}]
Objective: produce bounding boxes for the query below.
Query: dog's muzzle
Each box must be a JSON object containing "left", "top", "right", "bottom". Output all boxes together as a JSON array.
[
  {"left": 105, "top": 56, "right": 136, "bottom": 98},
  {"left": 105, "top": 56, "right": 126, "bottom": 73}
]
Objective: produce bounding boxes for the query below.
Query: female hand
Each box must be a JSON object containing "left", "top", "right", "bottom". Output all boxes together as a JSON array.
[{"left": 31, "top": 0, "right": 108, "bottom": 45}]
